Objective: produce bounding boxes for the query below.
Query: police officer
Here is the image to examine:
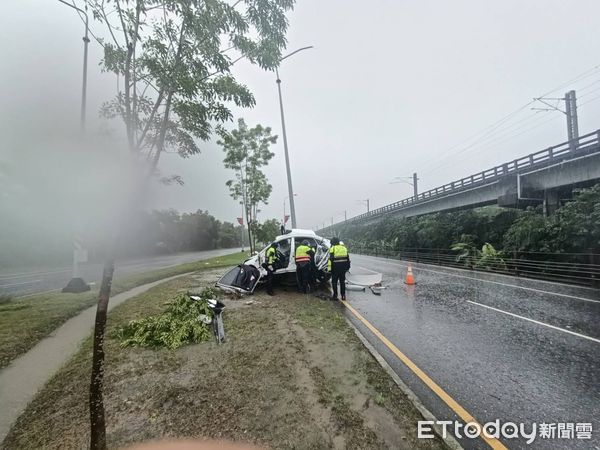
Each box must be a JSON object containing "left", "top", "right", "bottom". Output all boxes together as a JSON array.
[
  {"left": 329, "top": 237, "right": 350, "bottom": 300},
  {"left": 264, "top": 242, "right": 279, "bottom": 296},
  {"left": 295, "top": 239, "right": 315, "bottom": 293}
]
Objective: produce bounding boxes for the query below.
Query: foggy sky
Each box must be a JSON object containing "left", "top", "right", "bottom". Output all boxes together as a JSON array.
[{"left": 2, "top": 0, "right": 600, "bottom": 231}]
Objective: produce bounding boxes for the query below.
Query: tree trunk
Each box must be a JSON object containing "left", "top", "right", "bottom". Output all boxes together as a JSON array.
[
  {"left": 150, "top": 18, "right": 187, "bottom": 171},
  {"left": 124, "top": 43, "right": 134, "bottom": 149},
  {"left": 151, "top": 91, "right": 173, "bottom": 170},
  {"left": 246, "top": 204, "right": 253, "bottom": 254},
  {"left": 89, "top": 256, "right": 115, "bottom": 450}
]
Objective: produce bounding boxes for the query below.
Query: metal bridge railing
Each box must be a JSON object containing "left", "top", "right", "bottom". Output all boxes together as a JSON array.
[{"left": 321, "top": 129, "right": 600, "bottom": 231}]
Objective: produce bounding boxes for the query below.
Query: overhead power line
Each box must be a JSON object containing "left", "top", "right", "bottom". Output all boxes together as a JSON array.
[{"left": 421, "top": 63, "right": 600, "bottom": 176}]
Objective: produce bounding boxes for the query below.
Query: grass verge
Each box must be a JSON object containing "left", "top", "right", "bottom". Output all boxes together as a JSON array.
[
  {"left": 0, "top": 251, "right": 245, "bottom": 369},
  {"left": 4, "top": 274, "right": 445, "bottom": 450}
]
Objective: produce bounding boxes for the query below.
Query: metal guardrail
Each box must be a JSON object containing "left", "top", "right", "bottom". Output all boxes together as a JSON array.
[
  {"left": 350, "top": 245, "right": 600, "bottom": 287},
  {"left": 320, "top": 130, "right": 600, "bottom": 231}
]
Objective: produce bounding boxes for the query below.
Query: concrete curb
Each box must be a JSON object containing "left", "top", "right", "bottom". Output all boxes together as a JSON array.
[{"left": 344, "top": 316, "right": 463, "bottom": 450}]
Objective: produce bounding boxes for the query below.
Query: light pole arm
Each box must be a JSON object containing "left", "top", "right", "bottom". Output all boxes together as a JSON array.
[
  {"left": 280, "top": 46, "right": 314, "bottom": 61},
  {"left": 58, "top": 0, "right": 88, "bottom": 22}
]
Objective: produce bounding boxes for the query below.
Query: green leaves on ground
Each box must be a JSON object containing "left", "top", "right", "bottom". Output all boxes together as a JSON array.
[{"left": 117, "top": 289, "right": 219, "bottom": 349}]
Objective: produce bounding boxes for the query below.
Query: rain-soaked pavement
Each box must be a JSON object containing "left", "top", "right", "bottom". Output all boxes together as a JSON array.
[
  {"left": 0, "top": 248, "right": 241, "bottom": 297},
  {"left": 345, "top": 254, "right": 600, "bottom": 450}
]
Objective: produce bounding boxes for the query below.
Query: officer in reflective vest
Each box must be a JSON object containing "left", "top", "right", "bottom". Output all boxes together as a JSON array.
[
  {"left": 263, "top": 242, "right": 279, "bottom": 296},
  {"left": 329, "top": 237, "right": 350, "bottom": 300},
  {"left": 295, "top": 239, "right": 315, "bottom": 293}
]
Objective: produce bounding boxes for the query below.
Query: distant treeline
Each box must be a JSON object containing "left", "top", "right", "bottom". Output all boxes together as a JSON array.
[
  {"left": 337, "top": 184, "right": 600, "bottom": 256},
  {"left": 117, "top": 209, "right": 244, "bottom": 256},
  {"left": 0, "top": 209, "right": 264, "bottom": 269},
  {"left": 113, "top": 210, "right": 283, "bottom": 258}
]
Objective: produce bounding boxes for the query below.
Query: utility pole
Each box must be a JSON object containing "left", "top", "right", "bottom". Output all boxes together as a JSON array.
[
  {"left": 565, "top": 90, "right": 579, "bottom": 150},
  {"left": 344, "top": 210, "right": 347, "bottom": 221},
  {"left": 356, "top": 199, "right": 370, "bottom": 213},
  {"left": 390, "top": 173, "right": 419, "bottom": 198},
  {"left": 533, "top": 90, "right": 579, "bottom": 150},
  {"left": 412, "top": 172, "right": 418, "bottom": 198}
]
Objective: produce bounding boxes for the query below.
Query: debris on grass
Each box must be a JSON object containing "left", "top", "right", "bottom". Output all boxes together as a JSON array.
[
  {"left": 375, "top": 392, "right": 386, "bottom": 406},
  {"left": 116, "top": 288, "right": 219, "bottom": 349}
]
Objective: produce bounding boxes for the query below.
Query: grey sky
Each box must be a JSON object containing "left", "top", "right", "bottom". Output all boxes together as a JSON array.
[{"left": 2, "top": 0, "right": 600, "bottom": 230}]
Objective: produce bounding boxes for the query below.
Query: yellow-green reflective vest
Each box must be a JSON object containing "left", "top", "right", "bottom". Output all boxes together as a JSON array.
[
  {"left": 295, "top": 244, "right": 312, "bottom": 264},
  {"left": 329, "top": 244, "right": 349, "bottom": 270},
  {"left": 266, "top": 247, "right": 277, "bottom": 264}
]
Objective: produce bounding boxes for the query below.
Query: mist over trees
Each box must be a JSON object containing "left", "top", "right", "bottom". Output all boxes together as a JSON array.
[{"left": 118, "top": 210, "right": 243, "bottom": 255}]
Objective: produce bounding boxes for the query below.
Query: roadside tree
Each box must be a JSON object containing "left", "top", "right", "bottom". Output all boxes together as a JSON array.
[
  {"left": 255, "top": 218, "right": 281, "bottom": 245},
  {"left": 81, "top": 0, "right": 294, "bottom": 448},
  {"left": 218, "top": 118, "right": 277, "bottom": 252}
]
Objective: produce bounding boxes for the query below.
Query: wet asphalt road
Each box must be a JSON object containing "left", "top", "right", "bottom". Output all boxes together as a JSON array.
[
  {"left": 0, "top": 248, "right": 241, "bottom": 297},
  {"left": 345, "top": 254, "right": 600, "bottom": 450}
]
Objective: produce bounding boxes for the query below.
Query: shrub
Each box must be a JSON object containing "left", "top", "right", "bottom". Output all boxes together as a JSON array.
[{"left": 117, "top": 288, "right": 218, "bottom": 349}]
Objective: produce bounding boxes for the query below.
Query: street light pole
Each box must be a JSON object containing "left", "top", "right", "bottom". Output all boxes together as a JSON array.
[
  {"left": 275, "top": 46, "right": 313, "bottom": 229},
  {"left": 59, "top": 0, "right": 91, "bottom": 293},
  {"left": 276, "top": 70, "right": 297, "bottom": 228},
  {"left": 283, "top": 194, "right": 297, "bottom": 228},
  {"left": 58, "top": 0, "right": 89, "bottom": 132}
]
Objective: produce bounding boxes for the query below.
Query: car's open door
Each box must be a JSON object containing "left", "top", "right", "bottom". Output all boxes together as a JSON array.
[{"left": 216, "top": 263, "right": 262, "bottom": 294}]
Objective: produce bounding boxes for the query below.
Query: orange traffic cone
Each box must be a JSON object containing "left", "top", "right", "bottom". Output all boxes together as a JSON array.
[{"left": 404, "top": 264, "right": 416, "bottom": 285}]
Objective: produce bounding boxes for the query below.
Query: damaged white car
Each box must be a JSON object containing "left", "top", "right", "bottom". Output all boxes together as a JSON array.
[{"left": 216, "top": 229, "right": 331, "bottom": 294}]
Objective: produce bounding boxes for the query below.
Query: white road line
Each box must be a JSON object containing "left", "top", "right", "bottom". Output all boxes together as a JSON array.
[
  {"left": 0, "top": 279, "right": 42, "bottom": 288},
  {"left": 467, "top": 300, "right": 600, "bottom": 344},
  {"left": 353, "top": 265, "right": 381, "bottom": 274},
  {"left": 356, "top": 256, "right": 600, "bottom": 304}
]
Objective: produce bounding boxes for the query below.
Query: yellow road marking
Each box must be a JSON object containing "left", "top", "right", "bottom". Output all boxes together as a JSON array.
[{"left": 341, "top": 300, "right": 508, "bottom": 450}]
